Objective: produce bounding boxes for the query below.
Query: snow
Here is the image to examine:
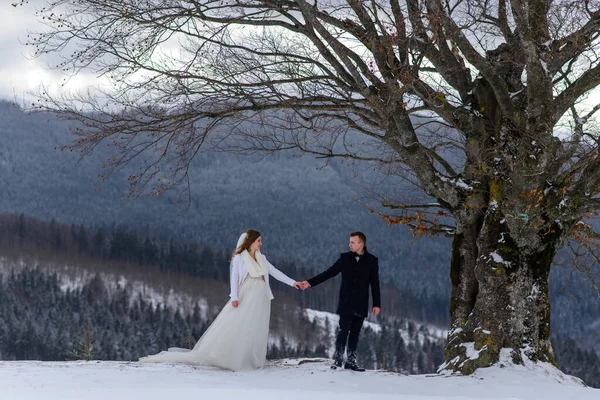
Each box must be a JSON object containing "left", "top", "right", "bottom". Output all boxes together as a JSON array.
[
  {"left": 488, "top": 251, "right": 512, "bottom": 268},
  {"left": 498, "top": 232, "right": 506, "bottom": 243},
  {"left": 455, "top": 178, "right": 472, "bottom": 190},
  {"left": 449, "top": 327, "right": 463, "bottom": 336},
  {"left": 1, "top": 359, "right": 597, "bottom": 400},
  {"left": 434, "top": 173, "right": 473, "bottom": 191},
  {"left": 509, "top": 89, "right": 523, "bottom": 98},
  {"left": 474, "top": 327, "right": 491, "bottom": 335},
  {"left": 461, "top": 342, "right": 488, "bottom": 361},
  {"left": 559, "top": 199, "right": 567, "bottom": 209},
  {"left": 526, "top": 284, "right": 541, "bottom": 302}
]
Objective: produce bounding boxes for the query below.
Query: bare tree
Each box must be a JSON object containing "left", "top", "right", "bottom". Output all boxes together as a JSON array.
[{"left": 18, "top": 0, "right": 600, "bottom": 373}]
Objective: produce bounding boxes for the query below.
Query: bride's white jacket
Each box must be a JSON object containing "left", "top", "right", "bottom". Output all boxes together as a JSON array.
[{"left": 229, "top": 253, "right": 295, "bottom": 301}]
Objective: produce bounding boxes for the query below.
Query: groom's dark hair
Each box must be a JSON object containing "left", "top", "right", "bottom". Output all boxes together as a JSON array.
[{"left": 350, "top": 231, "right": 367, "bottom": 245}]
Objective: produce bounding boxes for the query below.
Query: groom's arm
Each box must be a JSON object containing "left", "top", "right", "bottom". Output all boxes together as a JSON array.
[
  {"left": 307, "top": 256, "right": 343, "bottom": 288},
  {"left": 371, "top": 258, "right": 381, "bottom": 315}
]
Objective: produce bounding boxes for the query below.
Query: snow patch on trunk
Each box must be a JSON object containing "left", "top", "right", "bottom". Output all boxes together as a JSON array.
[{"left": 488, "top": 251, "right": 512, "bottom": 268}]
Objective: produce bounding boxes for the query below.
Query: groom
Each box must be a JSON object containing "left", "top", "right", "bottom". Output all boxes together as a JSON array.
[{"left": 300, "top": 232, "right": 380, "bottom": 371}]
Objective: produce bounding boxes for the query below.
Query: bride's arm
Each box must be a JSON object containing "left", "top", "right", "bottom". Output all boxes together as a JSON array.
[
  {"left": 230, "top": 255, "right": 241, "bottom": 301},
  {"left": 265, "top": 256, "right": 295, "bottom": 286}
]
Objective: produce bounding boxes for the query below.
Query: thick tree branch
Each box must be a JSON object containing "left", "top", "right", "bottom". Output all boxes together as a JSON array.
[
  {"left": 427, "top": 0, "right": 518, "bottom": 122},
  {"left": 554, "top": 63, "right": 600, "bottom": 122},
  {"left": 549, "top": 10, "right": 600, "bottom": 74}
]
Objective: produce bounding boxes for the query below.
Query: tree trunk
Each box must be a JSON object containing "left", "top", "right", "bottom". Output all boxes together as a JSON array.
[{"left": 442, "top": 209, "right": 561, "bottom": 374}]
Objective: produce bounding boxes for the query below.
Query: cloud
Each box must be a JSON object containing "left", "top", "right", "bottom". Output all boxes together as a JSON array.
[{"left": 0, "top": 1, "right": 105, "bottom": 101}]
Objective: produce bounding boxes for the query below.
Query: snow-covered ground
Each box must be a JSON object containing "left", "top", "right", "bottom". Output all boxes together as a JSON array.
[{"left": 2, "top": 358, "right": 597, "bottom": 400}]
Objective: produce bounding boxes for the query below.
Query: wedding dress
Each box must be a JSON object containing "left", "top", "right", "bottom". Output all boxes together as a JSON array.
[
  {"left": 139, "top": 239, "right": 295, "bottom": 371},
  {"left": 139, "top": 274, "right": 271, "bottom": 370}
]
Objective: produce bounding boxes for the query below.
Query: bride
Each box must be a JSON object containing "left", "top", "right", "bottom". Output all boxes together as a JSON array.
[{"left": 139, "top": 229, "right": 302, "bottom": 370}]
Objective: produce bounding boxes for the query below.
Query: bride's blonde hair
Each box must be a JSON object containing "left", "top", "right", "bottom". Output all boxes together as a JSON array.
[{"left": 231, "top": 229, "right": 261, "bottom": 260}]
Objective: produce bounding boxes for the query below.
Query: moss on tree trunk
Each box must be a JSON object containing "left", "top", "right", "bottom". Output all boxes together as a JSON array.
[{"left": 443, "top": 208, "right": 560, "bottom": 374}]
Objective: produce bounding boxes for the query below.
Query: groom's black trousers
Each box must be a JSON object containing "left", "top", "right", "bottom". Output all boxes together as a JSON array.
[{"left": 335, "top": 314, "right": 365, "bottom": 357}]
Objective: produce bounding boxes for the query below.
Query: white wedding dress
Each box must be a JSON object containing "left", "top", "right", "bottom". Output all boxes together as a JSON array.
[{"left": 139, "top": 275, "right": 271, "bottom": 370}]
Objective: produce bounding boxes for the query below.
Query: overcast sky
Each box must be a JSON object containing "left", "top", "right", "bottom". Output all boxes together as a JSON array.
[
  {"left": 2, "top": 2, "right": 599, "bottom": 111},
  {"left": 0, "top": 1, "right": 98, "bottom": 102}
]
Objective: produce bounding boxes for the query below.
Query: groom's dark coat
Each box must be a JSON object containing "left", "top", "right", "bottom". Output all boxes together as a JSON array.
[{"left": 307, "top": 249, "right": 380, "bottom": 318}]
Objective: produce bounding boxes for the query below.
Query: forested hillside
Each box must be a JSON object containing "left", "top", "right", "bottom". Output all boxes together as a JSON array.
[
  {"left": 0, "top": 213, "right": 448, "bottom": 375},
  {"left": 0, "top": 213, "right": 448, "bottom": 324}
]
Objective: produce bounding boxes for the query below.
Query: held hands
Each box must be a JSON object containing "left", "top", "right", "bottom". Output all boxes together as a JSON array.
[
  {"left": 372, "top": 307, "right": 381, "bottom": 317},
  {"left": 232, "top": 300, "right": 239, "bottom": 308},
  {"left": 293, "top": 281, "right": 311, "bottom": 290}
]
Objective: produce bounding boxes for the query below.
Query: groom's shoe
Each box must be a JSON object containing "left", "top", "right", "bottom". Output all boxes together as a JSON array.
[
  {"left": 331, "top": 349, "right": 344, "bottom": 370},
  {"left": 344, "top": 359, "right": 365, "bottom": 372},
  {"left": 344, "top": 352, "right": 365, "bottom": 372},
  {"left": 331, "top": 359, "right": 343, "bottom": 370}
]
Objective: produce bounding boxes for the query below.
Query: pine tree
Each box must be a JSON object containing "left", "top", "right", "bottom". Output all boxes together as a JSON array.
[{"left": 67, "top": 312, "right": 95, "bottom": 361}]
